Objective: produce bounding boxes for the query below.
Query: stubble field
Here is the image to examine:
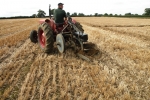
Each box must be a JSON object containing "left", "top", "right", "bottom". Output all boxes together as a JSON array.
[{"left": 0, "top": 17, "right": 150, "bottom": 100}]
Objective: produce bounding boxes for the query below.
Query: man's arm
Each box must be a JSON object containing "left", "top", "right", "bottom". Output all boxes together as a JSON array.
[
  {"left": 53, "top": 9, "right": 56, "bottom": 19},
  {"left": 65, "top": 17, "right": 67, "bottom": 21},
  {"left": 64, "top": 10, "right": 67, "bottom": 23}
]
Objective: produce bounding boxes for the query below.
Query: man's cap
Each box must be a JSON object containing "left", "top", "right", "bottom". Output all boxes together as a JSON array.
[{"left": 58, "top": 3, "right": 64, "bottom": 5}]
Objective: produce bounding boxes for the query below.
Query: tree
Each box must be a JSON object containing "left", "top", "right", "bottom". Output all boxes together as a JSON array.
[
  {"left": 119, "top": 14, "right": 122, "bottom": 16},
  {"left": 78, "top": 13, "right": 85, "bottom": 17},
  {"left": 67, "top": 12, "right": 70, "bottom": 16},
  {"left": 104, "top": 13, "right": 108, "bottom": 16},
  {"left": 144, "top": 8, "right": 150, "bottom": 15},
  {"left": 37, "top": 9, "right": 46, "bottom": 18},
  {"left": 94, "top": 13, "right": 98, "bottom": 16},
  {"left": 114, "top": 14, "right": 118, "bottom": 16},
  {"left": 71, "top": 12, "right": 77, "bottom": 17},
  {"left": 125, "top": 13, "right": 132, "bottom": 16},
  {"left": 134, "top": 14, "right": 139, "bottom": 16},
  {"left": 98, "top": 14, "right": 102, "bottom": 17},
  {"left": 109, "top": 14, "right": 113, "bottom": 16},
  {"left": 31, "top": 14, "right": 37, "bottom": 18}
]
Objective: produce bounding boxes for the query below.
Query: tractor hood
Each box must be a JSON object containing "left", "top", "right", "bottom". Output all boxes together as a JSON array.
[{"left": 39, "top": 19, "right": 45, "bottom": 24}]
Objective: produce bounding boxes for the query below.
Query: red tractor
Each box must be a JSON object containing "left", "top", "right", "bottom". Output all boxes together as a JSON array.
[{"left": 30, "top": 5, "right": 98, "bottom": 61}]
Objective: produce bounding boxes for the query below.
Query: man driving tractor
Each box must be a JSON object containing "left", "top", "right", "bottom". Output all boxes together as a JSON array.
[
  {"left": 54, "top": 3, "right": 67, "bottom": 24},
  {"left": 29, "top": 3, "right": 98, "bottom": 61}
]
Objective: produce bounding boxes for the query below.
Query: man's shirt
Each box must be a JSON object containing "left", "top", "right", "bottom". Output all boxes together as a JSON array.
[{"left": 54, "top": 8, "right": 67, "bottom": 23}]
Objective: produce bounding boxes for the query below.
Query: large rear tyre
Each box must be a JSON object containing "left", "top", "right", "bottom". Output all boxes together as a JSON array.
[
  {"left": 75, "top": 22, "right": 84, "bottom": 33},
  {"left": 30, "top": 30, "right": 38, "bottom": 43},
  {"left": 38, "top": 22, "right": 54, "bottom": 53}
]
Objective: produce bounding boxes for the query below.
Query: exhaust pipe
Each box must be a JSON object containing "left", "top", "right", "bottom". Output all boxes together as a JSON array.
[{"left": 49, "top": 4, "right": 51, "bottom": 19}]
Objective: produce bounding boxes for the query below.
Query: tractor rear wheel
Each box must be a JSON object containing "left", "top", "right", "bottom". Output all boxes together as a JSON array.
[
  {"left": 38, "top": 22, "right": 54, "bottom": 53},
  {"left": 75, "top": 22, "right": 84, "bottom": 33}
]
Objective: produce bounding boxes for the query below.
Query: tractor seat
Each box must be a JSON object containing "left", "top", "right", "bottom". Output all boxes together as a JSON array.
[
  {"left": 55, "top": 23, "right": 64, "bottom": 27},
  {"left": 54, "top": 23, "right": 65, "bottom": 33},
  {"left": 73, "top": 32, "right": 88, "bottom": 42}
]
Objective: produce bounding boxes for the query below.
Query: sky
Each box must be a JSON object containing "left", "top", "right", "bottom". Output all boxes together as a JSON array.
[{"left": 0, "top": 0, "right": 149, "bottom": 17}]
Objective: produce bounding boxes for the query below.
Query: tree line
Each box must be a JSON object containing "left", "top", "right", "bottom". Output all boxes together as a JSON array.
[
  {"left": 69, "top": 8, "right": 150, "bottom": 17},
  {"left": 0, "top": 8, "right": 150, "bottom": 19},
  {"left": 35, "top": 8, "right": 150, "bottom": 17}
]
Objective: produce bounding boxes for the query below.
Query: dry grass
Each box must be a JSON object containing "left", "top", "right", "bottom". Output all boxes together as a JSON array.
[
  {"left": 0, "top": 17, "right": 150, "bottom": 100},
  {"left": 75, "top": 17, "right": 150, "bottom": 27}
]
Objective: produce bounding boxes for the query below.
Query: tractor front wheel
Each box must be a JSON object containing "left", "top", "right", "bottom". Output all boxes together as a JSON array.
[
  {"left": 38, "top": 22, "right": 54, "bottom": 53},
  {"left": 30, "top": 30, "right": 38, "bottom": 43}
]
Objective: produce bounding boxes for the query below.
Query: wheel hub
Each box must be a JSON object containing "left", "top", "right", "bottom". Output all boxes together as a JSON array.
[
  {"left": 39, "top": 30, "right": 46, "bottom": 48},
  {"left": 56, "top": 34, "right": 65, "bottom": 53}
]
